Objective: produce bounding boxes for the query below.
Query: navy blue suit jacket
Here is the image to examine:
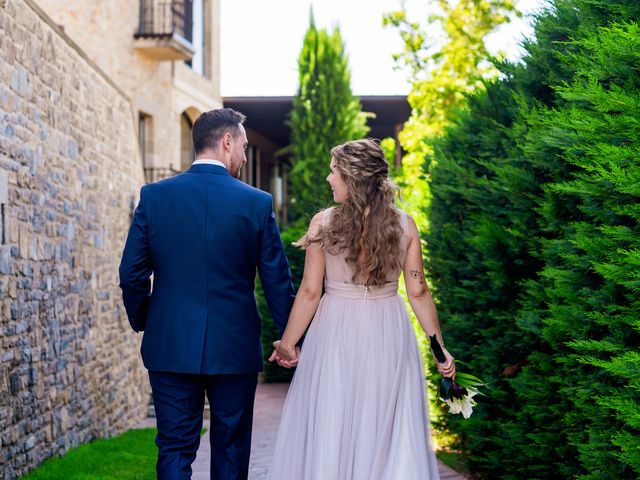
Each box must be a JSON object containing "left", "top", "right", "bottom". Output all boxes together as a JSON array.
[{"left": 118, "top": 163, "right": 296, "bottom": 374}]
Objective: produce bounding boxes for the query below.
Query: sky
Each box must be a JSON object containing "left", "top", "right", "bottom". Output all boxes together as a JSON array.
[{"left": 220, "top": 0, "right": 548, "bottom": 97}]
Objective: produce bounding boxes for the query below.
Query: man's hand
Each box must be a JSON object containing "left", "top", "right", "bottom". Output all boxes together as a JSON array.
[{"left": 268, "top": 340, "right": 300, "bottom": 369}]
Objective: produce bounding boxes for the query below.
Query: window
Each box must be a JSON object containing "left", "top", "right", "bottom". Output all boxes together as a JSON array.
[
  {"left": 186, "top": 0, "right": 204, "bottom": 75},
  {"left": 138, "top": 112, "right": 152, "bottom": 168},
  {"left": 180, "top": 113, "right": 195, "bottom": 170}
]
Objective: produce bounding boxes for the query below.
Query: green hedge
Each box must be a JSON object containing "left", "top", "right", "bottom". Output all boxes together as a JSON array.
[
  {"left": 258, "top": 224, "right": 307, "bottom": 382},
  {"left": 427, "top": 1, "right": 640, "bottom": 478}
]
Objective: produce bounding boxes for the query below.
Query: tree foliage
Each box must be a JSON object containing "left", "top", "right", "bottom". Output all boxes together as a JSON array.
[
  {"left": 288, "top": 13, "right": 369, "bottom": 222},
  {"left": 383, "top": 0, "right": 516, "bottom": 233},
  {"left": 383, "top": 0, "right": 517, "bottom": 441}
]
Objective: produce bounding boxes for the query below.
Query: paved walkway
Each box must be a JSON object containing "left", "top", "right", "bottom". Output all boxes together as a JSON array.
[{"left": 138, "top": 381, "right": 467, "bottom": 480}]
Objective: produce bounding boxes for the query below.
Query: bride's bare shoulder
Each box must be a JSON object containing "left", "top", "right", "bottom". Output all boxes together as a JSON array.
[
  {"left": 307, "top": 208, "right": 331, "bottom": 235},
  {"left": 313, "top": 207, "right": 335, "bottom": 225}
]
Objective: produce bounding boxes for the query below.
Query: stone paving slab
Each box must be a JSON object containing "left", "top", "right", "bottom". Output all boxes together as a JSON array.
[{"left": 137, "top": 381, "right": 468, "bottom": 480}]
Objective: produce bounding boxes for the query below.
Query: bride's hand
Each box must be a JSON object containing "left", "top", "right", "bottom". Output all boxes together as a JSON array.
[
  {"left": 272, "top": 340, "right": 299, "bottom": 368},
  {"left": 435, "top": 347, "right": 456, "bottom": 379}
]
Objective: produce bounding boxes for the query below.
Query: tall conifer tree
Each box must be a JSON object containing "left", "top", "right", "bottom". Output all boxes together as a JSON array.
[{"left": 288, "top": 13, "right": 369, "bottom": 222}]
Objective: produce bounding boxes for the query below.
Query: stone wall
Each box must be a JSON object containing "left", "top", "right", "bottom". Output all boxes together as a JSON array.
[{"left": 0, "top": 0, "right": 149, "bottom": 477}]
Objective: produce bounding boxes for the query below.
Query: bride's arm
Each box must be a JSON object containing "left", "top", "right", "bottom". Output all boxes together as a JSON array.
[
  {"left": 276, "top": 213, "right": 326, "bottom": 358},
  {"left": 403, "top": 215, "right": 456, "bottom": 378}
]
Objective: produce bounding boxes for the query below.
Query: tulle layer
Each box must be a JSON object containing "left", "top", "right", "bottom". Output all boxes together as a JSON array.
[{"left": 267, "top": 293, "right": 440, "bottom": 480}]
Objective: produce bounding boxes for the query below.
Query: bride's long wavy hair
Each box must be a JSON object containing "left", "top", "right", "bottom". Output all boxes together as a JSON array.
[{"left": 297, "top": 138, "right": 403, "bottom": 286}]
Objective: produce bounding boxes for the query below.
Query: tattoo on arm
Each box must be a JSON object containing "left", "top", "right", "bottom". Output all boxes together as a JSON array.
[{"left": 410, "top": 270, "right": 424, "bottom": 285}]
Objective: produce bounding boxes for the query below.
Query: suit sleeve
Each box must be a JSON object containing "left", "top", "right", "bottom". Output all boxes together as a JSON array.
[
  {"left": 257, "top": 195, "right": 296, "bottom": 336},
  {"left": 119, "top": 186, "right": 153, "bottom": 332}
]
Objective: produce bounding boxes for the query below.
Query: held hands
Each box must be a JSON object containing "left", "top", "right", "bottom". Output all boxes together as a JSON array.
[
  {"left": 268, "top": 340, "right": 300, "bottom": 369},
  {"left": 435, "top": 346, "right": 456, "bottom": 379}
]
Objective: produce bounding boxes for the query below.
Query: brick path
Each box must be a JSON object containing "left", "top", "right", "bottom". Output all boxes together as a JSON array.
[{"left": 139, "top": 381, "right": 467, "bottom": 479}]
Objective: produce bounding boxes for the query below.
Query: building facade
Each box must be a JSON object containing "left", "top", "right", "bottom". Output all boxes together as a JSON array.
[
  {"left": 0, "top": 0, "right": 225, "bottom": 477},
  {"left": 35, "top": 0, "right": 222, "bottom": 181}
]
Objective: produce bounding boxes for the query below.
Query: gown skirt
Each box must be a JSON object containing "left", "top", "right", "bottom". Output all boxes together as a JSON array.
[{"left": 267, "top": 279, "right": 441, "bottom": 480}]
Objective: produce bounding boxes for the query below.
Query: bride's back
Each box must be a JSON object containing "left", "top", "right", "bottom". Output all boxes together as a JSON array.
[{"left": 322, "top": 208, "right": 409, "bottom": 288}]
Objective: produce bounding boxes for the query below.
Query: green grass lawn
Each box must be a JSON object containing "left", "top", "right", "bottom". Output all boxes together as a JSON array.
[
  {"left": 25, "top": 426, "right": 467, "bottom": 479},
  {"left": 23, "top": 428, "right": 158, "bottom": 480}
]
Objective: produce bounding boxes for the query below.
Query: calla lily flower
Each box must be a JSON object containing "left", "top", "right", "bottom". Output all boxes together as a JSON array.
[{"left": 445, "top": 390, "right": 478, "bottom": 419}]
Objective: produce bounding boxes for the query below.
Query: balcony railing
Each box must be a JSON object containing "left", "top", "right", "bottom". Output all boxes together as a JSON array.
[
  {"left": 134, "top": 0, "right": 194, "bottom": 60},
  {"left": 144, "top": 166, "right": 181, "bottom": 184}
]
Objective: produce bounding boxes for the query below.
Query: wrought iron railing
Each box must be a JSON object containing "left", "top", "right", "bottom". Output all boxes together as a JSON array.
[
  {"left": 144, "top": 166, "right": 181, "bottom": 184},
  {"left": 135, "top": 0, "right": 193, "bottom": 42}
]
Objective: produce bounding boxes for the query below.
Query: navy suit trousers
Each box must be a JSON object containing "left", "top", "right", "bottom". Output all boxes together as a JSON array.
[{"left": 149, "top": 371, "right": 258, "bottom": 480}]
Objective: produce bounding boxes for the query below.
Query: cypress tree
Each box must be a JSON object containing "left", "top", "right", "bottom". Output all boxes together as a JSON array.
[
  {"left": 261, "top": 13, "right": 368, "bottom": 379},
  {"left": 288, "top": 13, "right": 369, "bottom": 222}
]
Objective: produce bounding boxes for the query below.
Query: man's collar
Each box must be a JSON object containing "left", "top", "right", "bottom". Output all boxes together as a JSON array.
[{"left": 193, "top": 158, "right": 226, "bottom": 169}]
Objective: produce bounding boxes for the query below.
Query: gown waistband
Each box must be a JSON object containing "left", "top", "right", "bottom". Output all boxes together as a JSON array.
[{"left": 324, "top": 280, "right": 398, "bottom": 300}]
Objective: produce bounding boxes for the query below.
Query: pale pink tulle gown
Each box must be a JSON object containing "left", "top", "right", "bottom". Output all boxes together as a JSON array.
[{"left": 267, "top": 209, "right": 440, "bottom": 480}]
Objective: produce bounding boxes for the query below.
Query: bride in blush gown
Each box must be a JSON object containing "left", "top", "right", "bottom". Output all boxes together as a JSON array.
[{"left": 267, "top": 138, "right": 456, "bottom": 480}]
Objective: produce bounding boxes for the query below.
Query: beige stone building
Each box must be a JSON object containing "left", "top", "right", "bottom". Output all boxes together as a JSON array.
[
  {"left": 29, "top": 0, "right": 296, "bottom": 224},
  {"left": 35, "top": 0, "right": 222, "bottom": 179},
  {"left": 0, "top": 0, "right": 230, "bottom": 477}
]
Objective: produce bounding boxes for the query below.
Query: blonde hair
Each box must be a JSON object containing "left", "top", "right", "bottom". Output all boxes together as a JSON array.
[{"left": 297, "top": 138, "right": 403, "bottom": 286}]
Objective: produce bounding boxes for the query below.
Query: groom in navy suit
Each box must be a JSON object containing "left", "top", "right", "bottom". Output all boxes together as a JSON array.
[{"left": 119, "top": 108, "right": 295, "bottom": 479}]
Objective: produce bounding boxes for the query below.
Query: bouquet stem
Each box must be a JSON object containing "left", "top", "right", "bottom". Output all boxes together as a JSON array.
[{"left": 428, "top": 334, "right": 446, "bottom": 364}]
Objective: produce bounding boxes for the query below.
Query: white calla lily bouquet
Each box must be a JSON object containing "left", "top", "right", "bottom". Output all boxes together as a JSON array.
[{"left": 429, "top": 335, "right": 487, "bottom": 419}]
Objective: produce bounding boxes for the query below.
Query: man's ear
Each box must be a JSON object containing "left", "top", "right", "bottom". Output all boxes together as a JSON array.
[{"left": 223, "top": 132, "right": 233, "bottom": 152}]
